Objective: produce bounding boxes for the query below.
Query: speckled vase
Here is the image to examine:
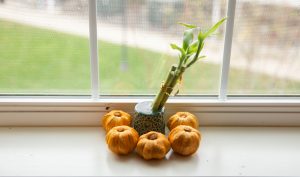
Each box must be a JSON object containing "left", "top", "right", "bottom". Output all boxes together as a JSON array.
[{"left": 133, "top": 101, "right": 165, "bottom": 135}]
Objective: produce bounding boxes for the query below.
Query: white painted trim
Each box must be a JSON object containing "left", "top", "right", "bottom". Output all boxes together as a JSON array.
[
  {"left": 219, "top": 0, "right": 236, "bottom": 101},
  {"left": 1, "top": 96, "right": 300, "bottom": 104},
  {"left": 88, "top": 0, "right": 99, "bottom": 100},
  {"left": 0, "top": 98, "right": 299, "bottom": 126}
]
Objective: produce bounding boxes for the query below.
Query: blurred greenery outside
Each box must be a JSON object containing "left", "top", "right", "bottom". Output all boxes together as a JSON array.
[{"left": 1, "top": 20, "right": 300, "bottom": 95}]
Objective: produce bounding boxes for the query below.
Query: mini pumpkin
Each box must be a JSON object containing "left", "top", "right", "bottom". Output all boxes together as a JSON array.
[
  {"left": 136, "top": 131, "right": 170, "bottom": 160},
  {"left": 167, "top": 112, "right": 199, "bottom": 130},
  {"left": 102, "top": 110, "right": 132, "bottom": 132},
  {"left": 106, "top": 125, "right": 139, "bottom": 155},
  {"left": 168, "top": 125, "right": 201, "bottom": 156}
]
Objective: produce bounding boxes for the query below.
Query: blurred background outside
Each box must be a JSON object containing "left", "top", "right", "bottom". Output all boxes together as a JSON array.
[{"left": 0, "top": 0, "right": 299, "bottom": 95}]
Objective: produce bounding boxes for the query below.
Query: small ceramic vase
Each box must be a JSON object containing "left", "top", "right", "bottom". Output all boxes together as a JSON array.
[{"left": 133, "top": 101, "right": 165, "bottom": 135}]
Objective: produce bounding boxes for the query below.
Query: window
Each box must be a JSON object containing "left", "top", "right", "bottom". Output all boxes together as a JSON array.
[
  {"left": 0, "top": 0, "right": 90, "bottom": 95},
  {"left": 0, "top": 0, "right": 299, "bottom": 126},
  {"left": 97, "top": 0, "right": 226, "bottom": 95},
  {"left": 1, "top": 0, "right": 299, "bottom": 97},
  {"left": 228, "top": 0, "right": 300, "bottom": 95}
]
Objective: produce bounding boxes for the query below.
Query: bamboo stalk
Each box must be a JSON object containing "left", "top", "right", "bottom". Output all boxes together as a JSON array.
[
  {"left": 157, "top": 66, "right": 186, "bottom": 110},
  {"left": 152, "top": 65, "right": 177, "bottom": 112}
]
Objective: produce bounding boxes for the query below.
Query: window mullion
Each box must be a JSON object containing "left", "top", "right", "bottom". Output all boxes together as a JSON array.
[
  {"left": 219, "top": 0, "right": 236, "bottom": 101},
  {"left": 88, "top": 0, "right": 99, "bottom": 100}
]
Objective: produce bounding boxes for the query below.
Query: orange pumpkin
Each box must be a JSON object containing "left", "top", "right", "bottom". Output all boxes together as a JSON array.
[
  {"left": 167, "top": 112, "right": 198, "bottom": 130},
  {"left": 136, "top": 131, "right": 170, "bottom": 160},
  {"left": 106, "top": 125, "right": 139, "bottom": 155},
  {"left": 102, "top": 110, "right": 132, "bottom": 132},
  {"left": 168, "top": 125, "right": 201, "bottom": 156}
]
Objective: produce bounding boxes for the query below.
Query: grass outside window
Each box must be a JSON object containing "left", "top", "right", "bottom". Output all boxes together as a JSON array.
[{"left": 1, "top": 20, "right": 300, "bottom": 95}]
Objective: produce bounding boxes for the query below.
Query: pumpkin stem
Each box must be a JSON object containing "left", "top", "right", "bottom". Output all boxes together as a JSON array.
[
  {"left": 113, "top": 112, "right": 122, "bottom": 117},
  {"left": 117, "top": 127, "right": 125, "bottom": 132},
  {"left": 180, "top": 113, "right": 187, "bottom": 118},
  {"left": 184, "top": 127, "right": 192, "bottom": 132},
  {"left": 148, "top": 133, "right": 158, "bottom": 140}
]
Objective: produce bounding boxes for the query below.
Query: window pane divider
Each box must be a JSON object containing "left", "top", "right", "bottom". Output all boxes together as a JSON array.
[
  {"left": 219, "top": 0, "right": 236, "bottom": 101},
  {"left": 88, "top": 0, "right": 99, "bottom": 100}
]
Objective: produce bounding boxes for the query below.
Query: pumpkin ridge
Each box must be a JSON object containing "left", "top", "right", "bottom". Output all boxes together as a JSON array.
[
  {"left": 160, "top": 138, "right": 170, "bottom": 152},
  {"left": 151, "top": 142, "right": 165, "bottom": 159},
  {"left": 123, "top": 116, "right": 130, "bottom": 123},
  {"left": 136, "top": 139, "right": 146, "bottom": 156},
  {"left": 106, "top": 129, "right": 117, "bottom": 143},
  {"left": 174, "top": 133, "right": 187, "bottom": 152},
  {"left": 102, "top": 114, "right": 110, "bottom": 126},
  {"left": 131, "top": 129, "right": 139, "bottom": 142},
  {"left": 104, "top": 117, "right": 117, "bottom": 131},
  {"left": 109, "top": 134, "right": 120, "bottom": 153},
  {"left": 127, "top": 134, "right": 134, "bottom": 148},
  {"left": 188, "top": 118, "right": 197, "bottom": 128},
  {"left": 170, "top": 127, "right": 181, "bottom": 137},
  {"left": 122, "top": 111, "right": 130, "bottom": 118},
  {"left": 142, "top": 141, "right": 155, "bottom": 160},
  {"left": 118, "top": 133, "right": 130, "bottom": 154}
]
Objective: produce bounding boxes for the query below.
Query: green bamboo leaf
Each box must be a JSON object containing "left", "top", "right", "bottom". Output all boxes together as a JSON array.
[
  {"left": 183, "top": 29, "right": 194, "bottom": 50},
  {"left": 198, "top": 31, "right": 205, "bottom": 41},
  {"left": 170, "top": 43, "right": 185, "bottom": 56},
  {"left": 183, "top": 53, "right": 194, "bottom": 64},
  {"left": 201, "top": 17, "right": 227, "bottom": 39},
  {"left": 178, "top": 22, "right": 197, "bottom": 29},
  {"left": 187, "top": 41, "right": 199, "bottom": 54}
]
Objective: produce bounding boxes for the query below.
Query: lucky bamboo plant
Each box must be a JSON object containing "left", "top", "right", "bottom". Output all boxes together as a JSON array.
[{"left": 152, "top": 18, "right": 227, "bottom": 112}]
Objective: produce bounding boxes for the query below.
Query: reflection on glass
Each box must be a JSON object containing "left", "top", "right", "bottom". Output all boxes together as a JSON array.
[{"left": 228, "top": 1, "right": 300, "bottom": 95}]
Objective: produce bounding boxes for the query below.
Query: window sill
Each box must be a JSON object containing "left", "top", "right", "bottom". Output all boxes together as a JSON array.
[
  {"left": 0, "top": 98, "right": 300, "bottom": 126},
  {"left": 0, "top": 126, "right": 299, "bottom": 176}
]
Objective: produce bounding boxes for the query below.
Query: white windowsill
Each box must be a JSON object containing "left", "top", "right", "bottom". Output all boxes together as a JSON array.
[
  {"left": 0, "top": 126, "right": 300, "bottom": 176},
  {"left": 1, "top": 97, "right": 300, "bottom": 126}
]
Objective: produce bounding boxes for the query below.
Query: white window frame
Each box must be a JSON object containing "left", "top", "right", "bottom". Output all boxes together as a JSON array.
[{"left": 0, "top": 0, "right": 299, "bottom": 126}]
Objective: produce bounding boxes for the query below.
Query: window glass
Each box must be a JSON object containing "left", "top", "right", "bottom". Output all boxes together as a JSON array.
[
  {"left": 97, "top": 0, "right": 227, "bottom": 95},
  {"left": 228, "top": 1, "right": 300, "bottom": 95},
  {"left": 0, "top": 0, "right": 90, "bottom": 94}
]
